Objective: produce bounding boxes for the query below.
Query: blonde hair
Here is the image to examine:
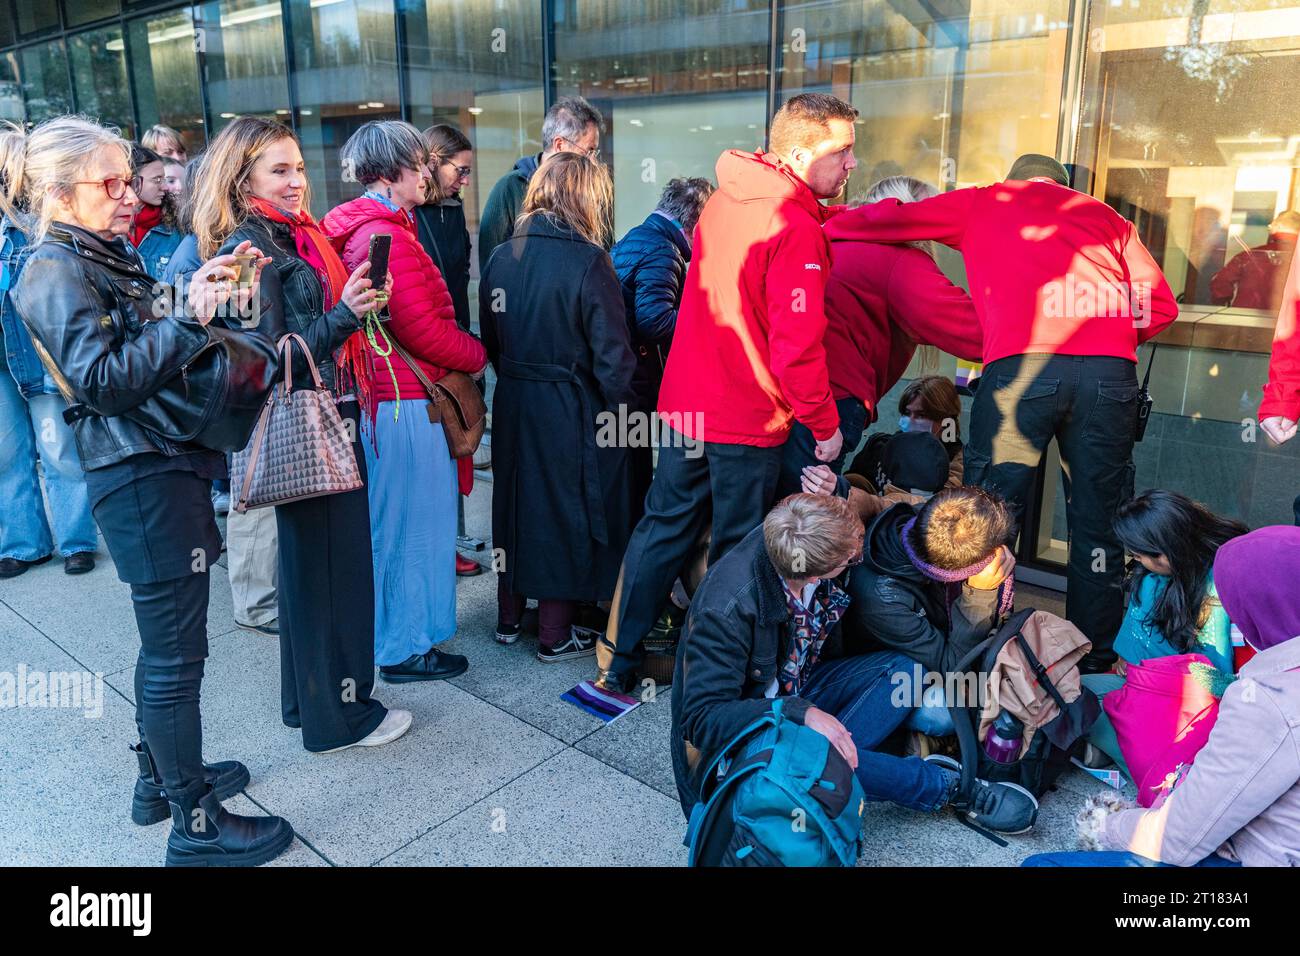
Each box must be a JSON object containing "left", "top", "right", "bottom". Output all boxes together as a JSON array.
[
  {"left": 518, "top": 151, "right": 612, "bottom": 247},
  {"left": 191, "top": 117, "right": 304, "bottom": 258},
  {"left": 763, "top": 494, "right": 864, "bottom": 579},
  {"left": 141, "top": 124, "right": 185, "bottom": 158},
  {"left": 0, "top": 116, "right": 131, "bottom": 244}
]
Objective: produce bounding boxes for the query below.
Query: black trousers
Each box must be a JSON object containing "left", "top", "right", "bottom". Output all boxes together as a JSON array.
[
  {"left": 964, "top": 353, "right": 1138, "bottom": 663},
  {"left": 602, "top": 439, "right": 782, "bottom": 680},
  {"left": 274, "top": 401, "right": 387, "bottom": 752},
  {"left": 93, "top": 470, "right": 220, "bottom": 793},
  {"left": 777, "top": 395, "right": 870, "bottom": 499}
]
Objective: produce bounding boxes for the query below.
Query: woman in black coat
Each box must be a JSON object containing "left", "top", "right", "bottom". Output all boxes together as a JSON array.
[{"left": 480, "top": 152, "right": 637, "bottom": 662}]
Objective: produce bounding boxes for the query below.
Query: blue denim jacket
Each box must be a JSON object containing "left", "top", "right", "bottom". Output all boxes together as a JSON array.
[
  {"left": 0, "top": 215, "right": 55, "bottom": 398},
  {"left": 136, "top": 223, "right": 183, "bottom": 281}
]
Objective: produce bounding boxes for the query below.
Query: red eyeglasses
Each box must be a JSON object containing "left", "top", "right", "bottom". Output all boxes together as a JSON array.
[{"left": 72, "top": 177, "right": 133, "bottom": 200}]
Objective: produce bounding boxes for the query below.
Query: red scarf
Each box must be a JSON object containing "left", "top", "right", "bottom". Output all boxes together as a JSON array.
[
  {"left": 130, "top": 203, "right": 163, "bottom": 247},
  {"left": 249, "top": 197, "right": 372, "bottom": 408}
]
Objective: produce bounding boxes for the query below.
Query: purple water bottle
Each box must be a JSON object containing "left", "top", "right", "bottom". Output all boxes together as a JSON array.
[{"left": 983, "top": 711, "right": 1023, "bottom": 764}]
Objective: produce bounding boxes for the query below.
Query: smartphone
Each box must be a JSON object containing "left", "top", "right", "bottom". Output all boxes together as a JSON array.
[{"left": 367, "top": 233, "right": 392, "bottom": 290}]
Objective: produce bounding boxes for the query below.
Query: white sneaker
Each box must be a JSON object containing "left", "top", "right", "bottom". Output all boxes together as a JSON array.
[{"left": 321, "top": 708, "right": 413, "bottom": 753}]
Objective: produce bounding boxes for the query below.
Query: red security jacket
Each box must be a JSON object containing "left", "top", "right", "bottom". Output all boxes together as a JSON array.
[
  {"left": 323, "top": 197, "right": 487, "bottom": 404},
  {"left": 1260, "top": 246, "right": 1300, "bottom": 422},
  {"left": 656, "top": 150, "right": 839, "bottom": 446},
  {"left": 824, "top": 239, "right": 982, "bottom": 417},
  {"left": 824, "top": 180, "right": 1178, "bottom": 365}
]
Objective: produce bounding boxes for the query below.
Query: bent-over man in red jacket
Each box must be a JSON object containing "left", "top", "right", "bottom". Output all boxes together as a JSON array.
[
  {"left": 825, "top": 153, "right": 1178, "bottom": 669},
  {"left": 596, "top": 93, "right": 859, "bottom": 692}
]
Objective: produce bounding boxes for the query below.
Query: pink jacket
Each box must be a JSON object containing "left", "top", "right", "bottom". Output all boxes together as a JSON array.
[{"left": 1103, "top": 637, "right": 1300, "bottom": 866}]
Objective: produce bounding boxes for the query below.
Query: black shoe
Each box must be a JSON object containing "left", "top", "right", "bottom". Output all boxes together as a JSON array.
[
  {"left": 63, "top": 552, "right": 95, "bottom": 575},
  {"left": 495, "top": 622, "right": 521, "bottom": 645},
  {"left": 164, "top": 781, "right": 294, "bottom": 867},
  {"left": 131, "top": 741, "right": 251, "bottom": 826},
  {"left": 236, "top": 619, "right": 279, "bottom": 637},
  {"left": 537, "top": 627, "right": 598, "bottom": 663},
  {"left": 1076, "top": 654, "right": 1116, "bottom": 675},
  {"left": 954, "top": 778, "right": 1040, "bottom": 835},
  {"left": 0, "top": 554, "right": 52, "bottom": 578},
  {"left": 379, "top": 647, "right": 469, "bottom": 683}
]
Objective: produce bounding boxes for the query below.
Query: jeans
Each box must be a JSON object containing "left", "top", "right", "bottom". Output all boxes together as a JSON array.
[
  {"left": 1022, "top": 850, "right": 1241, "bottom": 867},
  {"left": 777, "top": 396, "right": 869, "bottom": 499},
  {"left": 601, "top": 440, "right": 783, "bottom": 681},
  {"left": 965, "top": 353, "right": 1139, "bottom": 663},
  {"left": 905, "top": 680, "right": 956, "bottom": 736},
  {"left": 800, "top": 651, "right": 954, "bottom": 812},
  {"left": 0, "top": 377, "right": 97, "bottom": 560}
]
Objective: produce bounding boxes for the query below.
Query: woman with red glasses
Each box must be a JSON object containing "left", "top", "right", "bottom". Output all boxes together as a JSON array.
[{"left": 3, "top": 115, "right": 294, "bottom": 866}]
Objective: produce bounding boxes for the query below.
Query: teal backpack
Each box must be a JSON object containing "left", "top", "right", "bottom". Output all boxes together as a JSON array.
[{"left": 685, "top": 699, "right": 866, "bottom": 867}]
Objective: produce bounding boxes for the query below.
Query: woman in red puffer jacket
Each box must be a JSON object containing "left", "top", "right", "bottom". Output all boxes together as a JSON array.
[{"left": 323, "top": 120, "right": 487, "bottom": 685}]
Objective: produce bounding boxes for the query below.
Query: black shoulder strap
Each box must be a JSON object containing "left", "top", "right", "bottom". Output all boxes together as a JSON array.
[{"left": 1141, "top": 342, "right": 1158, "bottom": 390}]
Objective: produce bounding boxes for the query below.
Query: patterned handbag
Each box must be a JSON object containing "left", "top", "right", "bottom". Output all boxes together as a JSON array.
[{"left": 230, "top": 333, "right": 363, "bottom": 513}]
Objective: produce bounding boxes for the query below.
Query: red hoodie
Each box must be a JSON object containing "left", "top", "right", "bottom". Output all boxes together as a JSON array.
[
  {"left": 824, "top": 240, "right": 982, "bottom": 416},
  {"left": 322, "top": 197, "right": 486, "bottom": 404},
  {"left": 823, "top": 180, "right": 1178, "bottom": 366},
  {"left": 1260, "top": 246, "right": 1300, "bottom": 422},
  {"left": 656, "top": 150, "right": 839, "bottom": 446}
]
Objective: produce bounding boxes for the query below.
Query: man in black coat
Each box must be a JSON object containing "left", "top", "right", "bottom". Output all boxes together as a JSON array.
[
  {"left": 842, "top": 486, "right": 1017, "bottom": 737},
  {"left": 670, "top": 493, "right": 1039, "bottom": 835}
]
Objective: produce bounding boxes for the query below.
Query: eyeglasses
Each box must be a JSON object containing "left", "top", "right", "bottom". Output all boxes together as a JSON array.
[
  {"left": 561, "top": 137, "right": 601, "bottom": 160},
  {"left": 72, "top": 177, "right": 132, "bottom": 200},
  {"left": 843, "top": 552, "right": 864, "bottom": 568},
  {"left": 135, "top": 174, "right": 165, "bottom": 189},
  {"left": 439, "top": 160, "right": 472, "bottom": 179}
]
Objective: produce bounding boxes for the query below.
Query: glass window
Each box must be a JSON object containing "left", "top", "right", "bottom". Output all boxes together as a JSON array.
[
  {"left": 64, "top": 0, "right": 120, "bottom": 29},
  {"left": 0, "top": 55, "right": 22, "bottom": 124},
  {"left": 287, "top": 0, "right": 398, "bottom": 216},
  {"left": 196, "top": 0, "right": 290, "bottom": 135},
  {"left": 553, "top": 0, "right": 771, "bottom": 239},
  {"left": 0, "top": 5, "right": 16, "bottom": 50},
  {"left": 16, "top": 2, "right": 60, "bottom": 39},
  {"left": 17, "top": 39, "right": 72, "bottom": 122},
  {"left": 403, "top": 0, "right": 545, "bottom": 239},
  {"left": 69, "top": 26, "right": 133, "bottom": 137},
  {"left": 128, "top": 7, "right": 206, "bottom": 156}
]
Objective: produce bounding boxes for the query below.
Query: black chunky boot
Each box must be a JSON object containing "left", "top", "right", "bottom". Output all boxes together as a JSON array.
[
  {"left": 164, "top": 781, "right": 294, "bottom": 867},
  {"left": 131, "top": 741, "right": 251, "bottom": 826}
]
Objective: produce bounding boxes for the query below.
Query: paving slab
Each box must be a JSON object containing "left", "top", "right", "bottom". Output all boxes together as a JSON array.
[
  {"left": 378, "top": 747, "right": 687, "bottom": 867},
  {"left": 573, "top": 687, "right": 677, "bottom": 799}
]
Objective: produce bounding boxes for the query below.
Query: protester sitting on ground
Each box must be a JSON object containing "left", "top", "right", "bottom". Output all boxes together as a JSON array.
[
  {"left": 839, "top": 486, "right": 1016, "bottom": 745},
  {"left": 1081, "top": 490, "right": 1247, "bottom": 778},
  {"left": 323, "top": 120, "right": 488, "bottom": 684},
  {"left": 671, "top": 492, "right": 1038, "bottom": 835},
  {"left": 826, "top": 153, "right": 1179, "bottom": 673},
  {"left": 478, "top": 95, "right": 604, "bottom": 271},
  {"left": 777, "top": 177, "right": 980, "bottom": 499},
  {"left": 1023, "top": 524, "right": 1300, "bottom": 867},
  {"left": 480, "top": 151, "right": 637, "bottom": 663},
  {"left": 6, "top": 115, "right": 293, "bottom": 865},
  {"left": 141, "top": 123, "right": 188, "bottom": 164},
  {"left": 611, "top": 175, "right": 715, "bottom": 508},
  {"left": 129, "top": 144, "right": 183, "bottom": 279}
]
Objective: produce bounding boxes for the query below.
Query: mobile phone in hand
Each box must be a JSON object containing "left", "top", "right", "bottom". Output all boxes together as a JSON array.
[{"left": 367, "top": 233, "right": 392, "bottom": 291}]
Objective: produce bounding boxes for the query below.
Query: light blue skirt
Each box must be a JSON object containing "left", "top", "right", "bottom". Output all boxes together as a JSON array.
[{"left": 363, "top": 400, "right": 458, "bottom": 666}]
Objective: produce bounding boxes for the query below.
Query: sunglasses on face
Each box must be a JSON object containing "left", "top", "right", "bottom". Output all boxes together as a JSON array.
[
  {"left": 73, "top": 177, "right": 132, "bottom": 200},
  {"left": 439, "top": 159, "right": 472, "bottom": 179}
]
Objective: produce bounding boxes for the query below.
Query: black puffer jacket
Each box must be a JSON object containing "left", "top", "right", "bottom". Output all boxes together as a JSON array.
[
  {"left": 13, "top": 222, "right": 213, "bottom": 470},
  {"left": 670, "top": 525, "right": 852, "bottom": 815},
  {"left": 842, "top": 503, "right": 999, "bottom": 675},
  {"left": 222, "top": 215, "right": 361, "bottom": 390},
  {"left": 414, "top": 198, "right": 471, "bottom": 332},
  {"left": 610, "top": 212, "right": 691, "bottom": 410}
]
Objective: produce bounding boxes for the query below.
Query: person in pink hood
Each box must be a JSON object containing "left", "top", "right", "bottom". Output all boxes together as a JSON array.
[
  {"left": 1024, "top": 524, "right": 1300, "bottom": 867},
  {"left": 322, "top": 121, "right": 487, "bottom": 685}
]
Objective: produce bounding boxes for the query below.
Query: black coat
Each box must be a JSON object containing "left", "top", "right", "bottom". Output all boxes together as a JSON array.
[
  {"left": 842, "top": 503, "right": 999, "bottom": 674},
  {"left": 479, "top": 214, "right": 637, "bottom": 600},
  {"left": 669, "top": 525, "right": 851, "bottom": 815},
  {"left": 414, "top": 198, "right": 471, "bottom": 332},
  {"left": 609, "top": 212, "right": 691, "bottom": 411}
]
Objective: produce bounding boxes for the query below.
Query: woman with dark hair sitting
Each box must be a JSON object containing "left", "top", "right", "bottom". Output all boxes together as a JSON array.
[{"left": 1082, "top": 489, "right": 1248, "bottom": 775}]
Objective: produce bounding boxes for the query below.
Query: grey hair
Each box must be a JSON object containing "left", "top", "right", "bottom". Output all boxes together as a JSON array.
[
  {"left": 859, "top": 175, "right": 938, "bottom": 254},
  {"left": 540, "top": 96, "right": 604, "bottom": 154},
  {"left": 656, "top": 177, "right": 715, "bottom": 234},
  {"left": 340, "top": 120, "right": 428, "bottom": 187},
  {"left": 0, "top": 115, "right": 131, "bottom": 244}
]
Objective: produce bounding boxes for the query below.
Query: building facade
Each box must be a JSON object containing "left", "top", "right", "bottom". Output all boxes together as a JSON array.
[{"left": 4, "top": 0, "right": 1299, "bottom": 581}]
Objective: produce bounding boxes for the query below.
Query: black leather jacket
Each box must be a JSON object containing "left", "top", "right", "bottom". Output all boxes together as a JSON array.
[
  {"left": 222, "top": 215, "right": 361, "bottom": 391},
  {"left": 12, "top": 222, "right": 214, "bottom": 471}
]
